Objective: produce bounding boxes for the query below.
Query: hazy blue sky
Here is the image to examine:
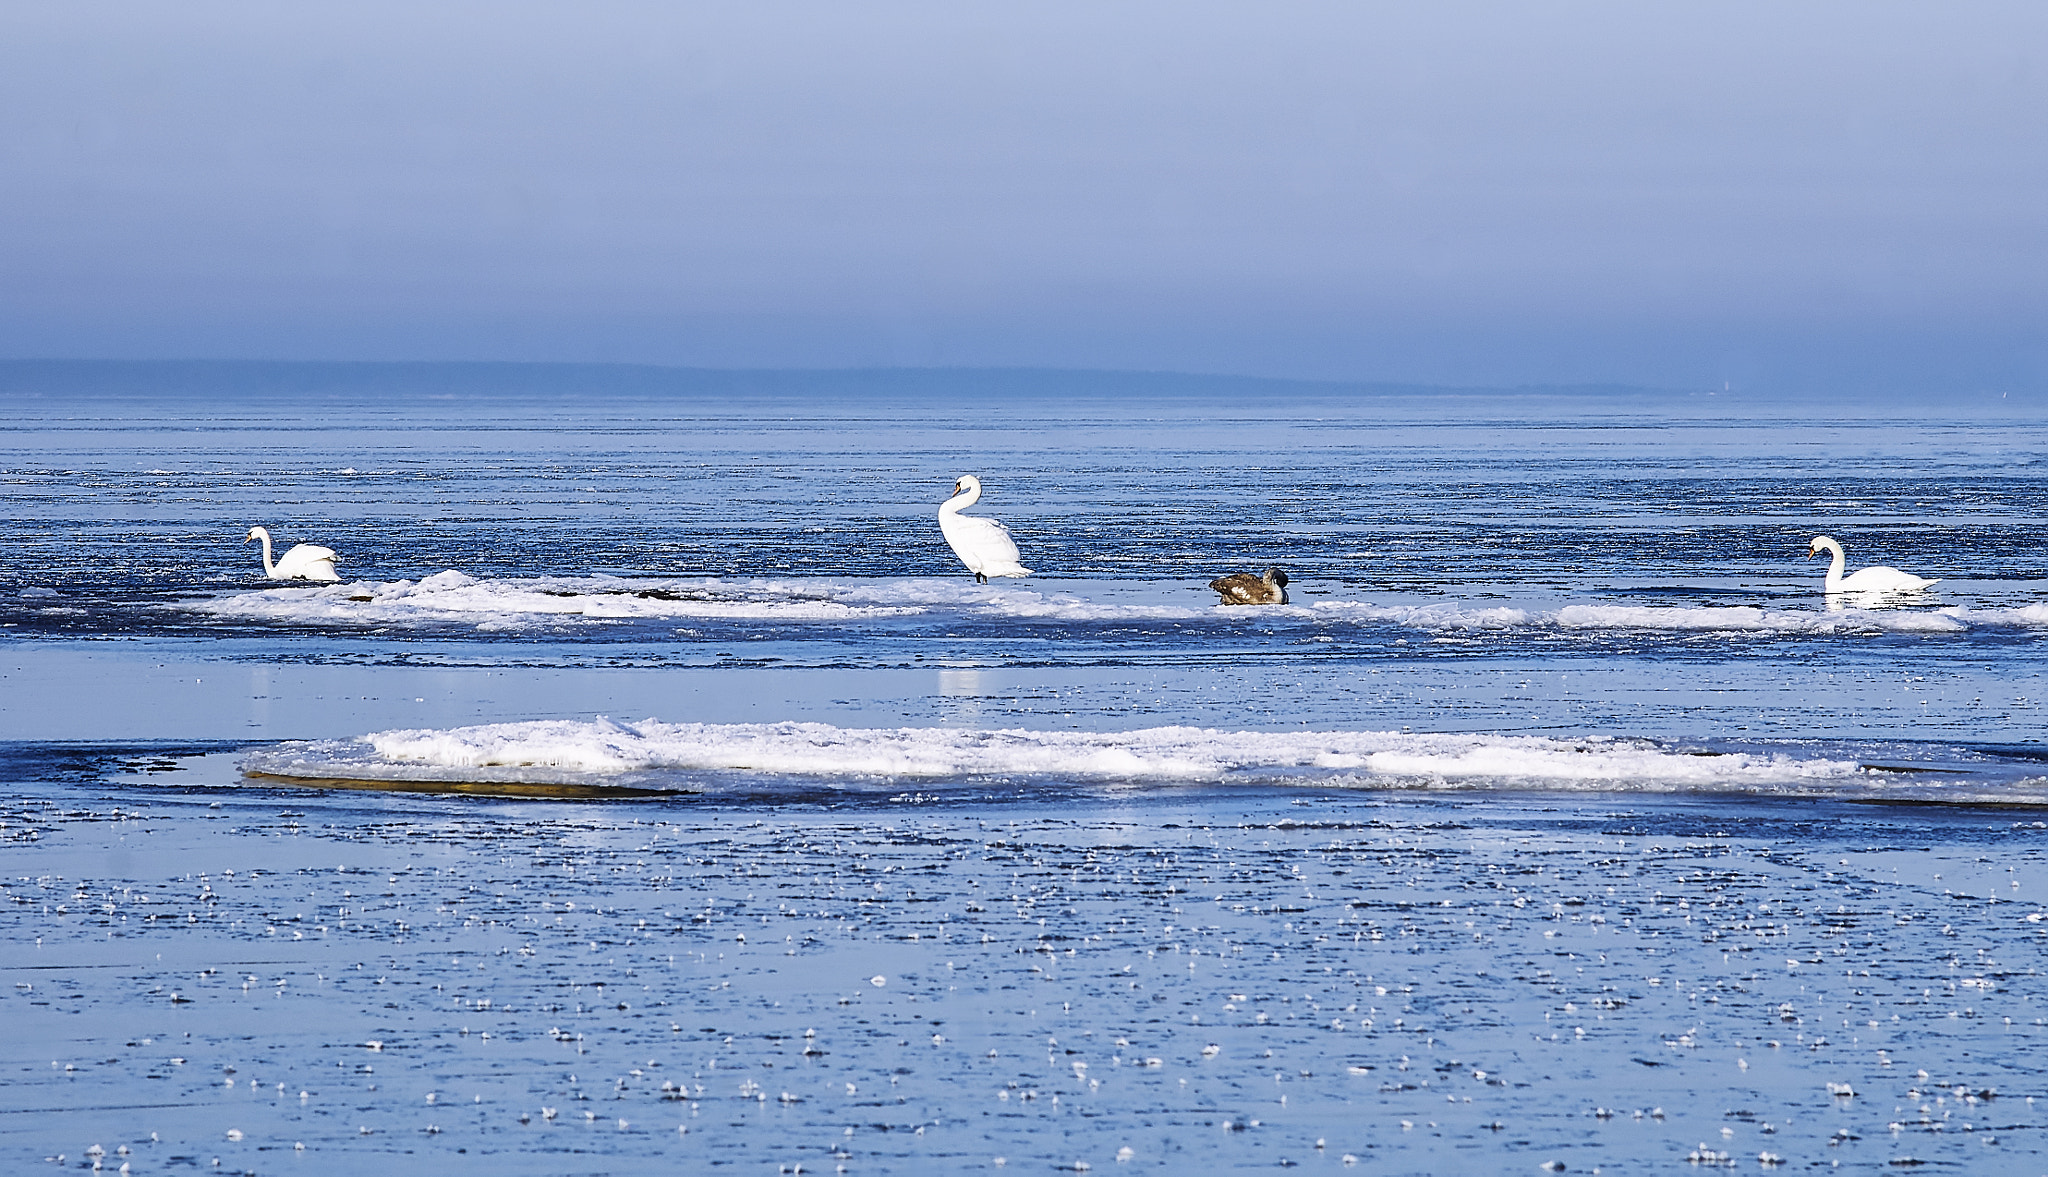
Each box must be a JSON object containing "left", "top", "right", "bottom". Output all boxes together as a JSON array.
[{"left": 3, "top": 1, "right": 2044, "bottom": 390}]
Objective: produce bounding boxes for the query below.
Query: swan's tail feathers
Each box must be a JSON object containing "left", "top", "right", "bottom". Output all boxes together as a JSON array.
[{"left": 986, "top": 565, "right": 1032, "bottom": 579}]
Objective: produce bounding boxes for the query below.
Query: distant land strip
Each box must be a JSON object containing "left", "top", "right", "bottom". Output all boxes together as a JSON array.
[{"left": 0, "top": 358, "right": 1685, "bottom": 401}]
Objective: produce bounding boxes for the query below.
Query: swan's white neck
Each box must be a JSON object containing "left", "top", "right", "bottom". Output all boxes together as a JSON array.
[
  {"left": 1816, "top": 540, "right": 1845, "bottom": 592},
  {"left": 941, "top": 481, "right": 982, "bottom": 514},
  {"left": 252, "top": 529, "right": 277, "bottom": 576}
]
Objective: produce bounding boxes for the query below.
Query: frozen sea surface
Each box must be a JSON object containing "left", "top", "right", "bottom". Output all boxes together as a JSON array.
[
  {"left": 5, "top": 765, "right": 2048, "bottom": 1175},
  {"left": 6, "top": 367, "right": 2048, "bottom": 1171}
]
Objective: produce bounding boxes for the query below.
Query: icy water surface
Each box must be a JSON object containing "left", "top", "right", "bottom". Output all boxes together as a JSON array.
[
  {"left": 5, "top": 368, "right": 2048, "bottom": 1171},
  {"left": 7, "top": 372, "right": 2048, "bottom": 787},
  {"left": 6, "top": 772, "right": 2048, "bottom": 1175}
]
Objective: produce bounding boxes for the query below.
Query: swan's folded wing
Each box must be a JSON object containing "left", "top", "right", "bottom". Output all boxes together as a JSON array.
[
  {"left": 957, "top": 517, "right": 1023, "bottom": 561},
  {"left": 273, "top": 543, "right": 342, "bottom": 580},
  {"left": 1840, "top": 565, "right": 1932, "bottom": 593}
]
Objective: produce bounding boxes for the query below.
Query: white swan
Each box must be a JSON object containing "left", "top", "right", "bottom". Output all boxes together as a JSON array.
[
  {"left": 1210, "top": 567, "right": 1289, "bottom": 605},
  {"left": 1808, "top": 535, "right": 1936, "bottom": 595},
  {"left": 247, "top": 526, "right": 341, "bottom": 582},
  {"left": 938, "top": 475, "right": 1031, "bottom": 582}
]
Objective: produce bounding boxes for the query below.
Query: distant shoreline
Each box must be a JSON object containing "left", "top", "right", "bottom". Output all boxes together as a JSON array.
[{"left": 0, "top": 358, "right": 1702, "bottom": 402}]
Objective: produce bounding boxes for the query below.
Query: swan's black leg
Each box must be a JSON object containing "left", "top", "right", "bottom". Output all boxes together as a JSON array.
[{"left": 975, "top": 572, "right": 988, "bottom": 584}]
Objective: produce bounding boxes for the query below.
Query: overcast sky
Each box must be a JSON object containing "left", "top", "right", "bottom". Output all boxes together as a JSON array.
[{"left": 2, "top": 1, "right": 2043, "bottom": 390}]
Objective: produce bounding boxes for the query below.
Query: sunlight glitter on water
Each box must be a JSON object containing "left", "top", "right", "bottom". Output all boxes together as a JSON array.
[{"left": 4, "top": 783, "right": 2047, "bottom": 1175}]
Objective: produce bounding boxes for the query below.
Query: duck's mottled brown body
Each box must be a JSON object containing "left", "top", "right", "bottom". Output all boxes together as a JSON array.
[{"left": 1209, "top": 566, "right": 1289, "bottom": 605}]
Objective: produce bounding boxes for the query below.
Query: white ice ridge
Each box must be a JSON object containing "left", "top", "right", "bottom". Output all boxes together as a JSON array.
[
  {"left": 183, "top": 571, "right": 2026, "bottom": 635},
  {"left": 246, "top": 718, "right": 1867, "bottom": 790},
  {"left": 183, "top": 571, "right": 1212, "bottom": 628},
  {"left": 185, "top": 571, "right": 933, "bottom": 626},
  {"left": 1314, "top": 601, "right": 1984, "bottom": 634}
]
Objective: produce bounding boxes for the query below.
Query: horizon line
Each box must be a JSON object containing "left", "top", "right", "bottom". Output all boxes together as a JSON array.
[{"left": 0, "top": 357, "right": 1707, "bottom": 397}]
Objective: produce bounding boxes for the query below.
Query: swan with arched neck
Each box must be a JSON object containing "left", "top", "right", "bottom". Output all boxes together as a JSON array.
[
  {"left": 246, "top": 526, "right": 341, "bottom": 582},
  {"left": 1807, "top": 535, "right": 1935, "bottom": 596},
  {"left": 938, "top": 476, "right": 1031, "bottom": 583}
]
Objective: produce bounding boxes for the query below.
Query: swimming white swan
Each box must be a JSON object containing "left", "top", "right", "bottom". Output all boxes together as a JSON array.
[
  {"left": 246, "top": 526, "right": 341, "bottom": 582},
  {"left": 938, "top": 475, "right": 1031, "bottom": 582},
  {"left": 1807, "top": 535, "right": 1936, "bottom": 595},
  {"left": 1210, "top": 567, "right": 1289, "bottom": 605}
]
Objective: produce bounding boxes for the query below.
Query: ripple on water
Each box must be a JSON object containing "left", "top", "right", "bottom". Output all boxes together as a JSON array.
[{"left": 2, "top": 784, "right": 2045, "bottom": 1173}]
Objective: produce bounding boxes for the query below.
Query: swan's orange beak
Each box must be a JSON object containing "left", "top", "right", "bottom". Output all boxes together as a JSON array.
[{"left": 1807, "top": 548, "right": 1820, "bottom": 558}]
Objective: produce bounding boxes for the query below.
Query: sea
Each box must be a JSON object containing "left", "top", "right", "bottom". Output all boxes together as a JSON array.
[{"left": 3, "top": 363, "right": 2047, "bottom": 1174}]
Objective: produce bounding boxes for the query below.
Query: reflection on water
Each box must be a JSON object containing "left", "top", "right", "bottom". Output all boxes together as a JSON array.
[{"left": 937, "top": 667, "right": 987, "bottom": 724}]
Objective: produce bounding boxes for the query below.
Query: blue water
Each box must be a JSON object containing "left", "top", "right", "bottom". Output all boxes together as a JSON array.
[
  {"left": 5, "top": 368, "right": 2048, "bottom": 1174},
  {"left": 5, "top": 373, "right": 2048, "bottom": 777}
]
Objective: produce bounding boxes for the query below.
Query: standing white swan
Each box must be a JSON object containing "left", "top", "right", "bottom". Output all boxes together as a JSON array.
[
  {"left": 938, "top": 475, "right": 1031, "bottom": 583},
  {"left": 1807, "top": 535, "right": 1936, "bottom": 595},
  {"left": 246, "top": 526, "right": 341, "bottom": 582}
]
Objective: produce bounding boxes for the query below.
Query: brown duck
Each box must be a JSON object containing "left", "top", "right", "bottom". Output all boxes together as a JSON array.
[{"left": 1209, "top": 566, "right": 1289, "bottom": 605}]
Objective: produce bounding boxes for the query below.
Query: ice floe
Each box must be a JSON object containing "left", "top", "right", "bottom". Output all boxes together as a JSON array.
[{"left": 243, "top": 717, "right": 1895, "bottom": 796}]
